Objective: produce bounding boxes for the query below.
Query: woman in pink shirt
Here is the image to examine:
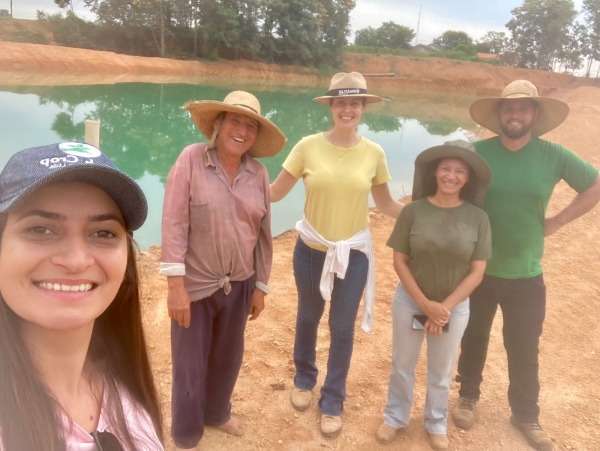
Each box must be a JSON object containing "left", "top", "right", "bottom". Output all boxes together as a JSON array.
[
  {"left": 0, "top": 143, "right": 163, "bottom": 450},
  {"left": 160, "top": 91, "right": 286, "bottom": 450}
]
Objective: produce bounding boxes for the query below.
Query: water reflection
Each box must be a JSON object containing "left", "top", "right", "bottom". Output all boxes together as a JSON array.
[{"left": 0, "top": 83, "right": 477, "bottom": 248}]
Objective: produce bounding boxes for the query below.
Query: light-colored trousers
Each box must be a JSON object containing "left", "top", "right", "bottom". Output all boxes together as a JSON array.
[{"left": 383, "top": 284, "right": 469, "bottom": 434}]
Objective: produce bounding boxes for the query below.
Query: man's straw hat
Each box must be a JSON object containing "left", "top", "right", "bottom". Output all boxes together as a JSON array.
[
  {"left": 412, "top": 140, "right": 491, "bottom": 208},
  {"left": 184, "top": 91, "right": 287, "bottom": 158},
  {"left": 313, "top": 72, "right": 383, "bottom": 104},
  {"left": 470, "top": 80, "right": 570, "bottom": 136}
]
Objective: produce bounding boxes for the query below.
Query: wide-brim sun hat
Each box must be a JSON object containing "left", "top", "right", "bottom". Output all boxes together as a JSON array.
[
  {"left": 412, "top": 139, "right": 492, "bottom": 208},
  {"left": 0, "top": 142, "right": 148, "bottom": 231},
  {"left": 184, "top": 91, "right": 287, "bottom": 158},
  {"left": 313, "top": 72, "right": 383, "bottom": 105},
  {"left": 470, "top": 80, "right": 570, "bottom": 136}
]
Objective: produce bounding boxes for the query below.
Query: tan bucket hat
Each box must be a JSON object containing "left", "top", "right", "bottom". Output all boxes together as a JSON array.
[
  {"left": 313, "top": 72, "right": 383, "bottom": 104},
  {"left": 470, "top": 80, "right": 570, "bottom": 136},
  {"left": 184, "top": 91, "right": 287, "bottom": 158},
  {"left": 412, "top": 139, "right": 492, "bottom": 208}
]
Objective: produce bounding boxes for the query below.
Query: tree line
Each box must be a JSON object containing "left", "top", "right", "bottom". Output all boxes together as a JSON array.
[
  {"left": 36, "top": 0, "right": 355, "bottom": 68},
  {"left": 17, "top": 0, "right": 600, "bottom": 75},
  {"left": 354, "top": 0, "right": 600, "bottom": 75}
]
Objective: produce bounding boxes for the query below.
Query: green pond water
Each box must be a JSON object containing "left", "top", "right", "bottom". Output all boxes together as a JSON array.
[{"left": 0, "top": 83, "right": 477, "bottom": 249}]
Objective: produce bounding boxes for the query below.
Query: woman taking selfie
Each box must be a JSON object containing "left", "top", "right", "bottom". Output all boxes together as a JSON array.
[{"left": 0, "top": 142, "right": 163, "bottom": 450}]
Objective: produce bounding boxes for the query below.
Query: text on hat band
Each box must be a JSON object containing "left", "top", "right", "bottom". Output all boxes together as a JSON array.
[{"left": 326, "top": 88, "right": 368, "bottom": 97}]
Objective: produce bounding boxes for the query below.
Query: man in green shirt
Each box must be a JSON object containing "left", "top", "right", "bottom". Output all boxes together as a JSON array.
[{"left": 451, "top": 80, "right": 600, "bottom": 451}]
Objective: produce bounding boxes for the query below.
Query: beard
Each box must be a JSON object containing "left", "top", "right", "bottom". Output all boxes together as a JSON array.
[{"left": 500, "top": 120, "right": 534, "bottom": 139}]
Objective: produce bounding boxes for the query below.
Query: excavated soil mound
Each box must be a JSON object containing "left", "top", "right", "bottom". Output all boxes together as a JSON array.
[{"left": 2, "top": 41, "right": 600, "bottom": 97}]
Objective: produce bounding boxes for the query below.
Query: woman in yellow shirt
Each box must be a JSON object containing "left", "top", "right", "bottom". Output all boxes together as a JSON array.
[{"left": 270, "top": 72, "right": 403, "bottom": 437}]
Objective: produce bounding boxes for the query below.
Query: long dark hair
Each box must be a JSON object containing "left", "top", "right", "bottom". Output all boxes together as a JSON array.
[
  {"left": 422, "top": 157, "right": 478, "bottom": 205},
  {"left": 0, "top": 218, "right": 163, "bottom": 450}
]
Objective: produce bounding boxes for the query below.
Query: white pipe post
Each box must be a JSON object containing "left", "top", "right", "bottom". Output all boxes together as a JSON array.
[{"left": 85, "top": 120, "right": 100, "bottom": 148}]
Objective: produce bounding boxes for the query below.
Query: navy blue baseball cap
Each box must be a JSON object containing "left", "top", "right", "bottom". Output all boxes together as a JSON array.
[{"left": 0, "top": 142, "right": 148, "bottom": 231}]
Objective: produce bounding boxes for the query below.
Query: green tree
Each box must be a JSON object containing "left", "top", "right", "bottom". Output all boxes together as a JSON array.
[
  {"left": 315, "top": 0, "right": 356, "bottom": 66},
  {"left": 433, "top": 30, "right": 473, "bottom": 49},
  {"left": 260, "top": 0, "right": 320, "bottom": 65},
  {"left": 475, "top": 31, "right": 510, "bottom": 54},
  {"left": 506, "top": 0, "right": 577, "bottom": 70},
  {"left": 355, "top": 21, "right": 414, "bottom": 50},
  {"left": 582, "top": 0, "right": 600, "bottom": 76},
  {"left": 554, "top": 24, "right": 586, "bottom": 73},
  {"left": 83, "top": 0, "right": 171, "bottom": 56},
  {"left": 39, "top": 0, "right": 355, "bottom": 67},
  {"left": 260, "top": 0, "right": 353, "bottom": 67},
  {"left": 354, "top": 26, "right": 377, "bottom": 46}
]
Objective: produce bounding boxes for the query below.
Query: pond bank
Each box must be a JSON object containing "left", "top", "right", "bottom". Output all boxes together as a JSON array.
[{"left": 2, "top": 41, "right": 600, "bottom": 97}]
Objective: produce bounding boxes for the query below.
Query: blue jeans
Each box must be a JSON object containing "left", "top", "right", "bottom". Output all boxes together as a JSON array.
[
  {"left": 383, "top": 284, "right": 470, "bottom": 434},
  {"left": 292, "top": 237, "right": 369, "bottom": 416}
]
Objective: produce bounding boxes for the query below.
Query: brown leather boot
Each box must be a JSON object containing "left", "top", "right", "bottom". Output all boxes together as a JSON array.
[
  {"left": 510, "top": 415, "right": 553, "bottom": 451},
  {"left": 451, "top": 396, "right": 477, "bottom": 430},
  {"left": 290, "top": 388, "right": 312, "bottom": 411},
  {"left": 428, "top": 433, "right": 449, "bottom": 451},
  {"left": 320, "top": 414, "right": 342, "bottom": 437},
  {"left": 376, "top": 422, "right": 398, "bottom": 444}
]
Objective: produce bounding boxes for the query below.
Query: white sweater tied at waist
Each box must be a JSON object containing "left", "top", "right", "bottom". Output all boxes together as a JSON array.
[{"left": 295, "top": 217, "right": 376, "bottom": 334}]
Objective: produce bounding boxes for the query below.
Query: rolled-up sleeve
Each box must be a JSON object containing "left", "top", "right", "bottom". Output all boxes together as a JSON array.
[
  {"left": 160, "top": 147, "right": 192, "bottom": 275},
  {"left": 253, "top": 167, "right": 273, "bottom": 287}
]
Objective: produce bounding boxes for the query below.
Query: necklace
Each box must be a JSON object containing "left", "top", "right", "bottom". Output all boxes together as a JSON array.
[
  {"left": 326, "top": 133, "right": 361, "bottom": 163},
  {"left": 332, "top": 145, "right": 348, "bottom": 163}
]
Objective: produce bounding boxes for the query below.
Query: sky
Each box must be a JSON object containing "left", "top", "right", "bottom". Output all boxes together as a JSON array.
[
  {"left": 5, "top": 0, "right": 587, "bottom": 44},
  {"left": 350, "top": 0, "right": 585, "bottom": 43}
]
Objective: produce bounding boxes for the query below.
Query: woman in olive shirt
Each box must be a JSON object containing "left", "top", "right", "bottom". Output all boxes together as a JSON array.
[{"left": 376, "top": 140, "right": 492, "bottom": 451}]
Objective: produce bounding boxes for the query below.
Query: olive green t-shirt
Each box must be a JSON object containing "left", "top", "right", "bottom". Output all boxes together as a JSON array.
[
  {"left": 387, "top": 199, "right": 492, "bottom": 302},
  {"left": 474, "top": 137, "right": 599, "bottom": 279}
]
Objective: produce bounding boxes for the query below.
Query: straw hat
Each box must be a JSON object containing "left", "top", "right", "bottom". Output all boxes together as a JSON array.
[
  {"left": 313, "top": 72, "right": 383, "bottom": 104},
  {"left": 412, "top": 140, "right": 491, "bottom": 208},
  {"left": 184, "top": 91, "right": 287, "bottom": 158},
  {"left": 470, "top": 80, "right": 570, "bottom": 136}
]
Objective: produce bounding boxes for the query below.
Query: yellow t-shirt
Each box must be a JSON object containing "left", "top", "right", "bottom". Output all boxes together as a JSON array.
[{"left": 283, "top": 132, "right": 391, "bottom": 251}]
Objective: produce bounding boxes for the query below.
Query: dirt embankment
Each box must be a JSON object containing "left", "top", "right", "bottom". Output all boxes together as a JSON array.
[{"left": 2, "top": 41, "right": 600, "bottom": 96}]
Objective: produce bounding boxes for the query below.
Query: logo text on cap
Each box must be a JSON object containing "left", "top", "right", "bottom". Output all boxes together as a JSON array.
[{"left": 40, "top": 155, "right": 79, "bottom": 168}]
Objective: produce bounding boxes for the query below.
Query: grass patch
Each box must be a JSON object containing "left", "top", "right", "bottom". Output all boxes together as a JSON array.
[{"left": 344, "top": 45, "right": 502, "bottom": 66}]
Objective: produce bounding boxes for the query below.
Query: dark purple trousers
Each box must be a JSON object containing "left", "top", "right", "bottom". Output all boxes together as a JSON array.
[{"left": 170, "top": 277, "right": 253, "bottom": 449}]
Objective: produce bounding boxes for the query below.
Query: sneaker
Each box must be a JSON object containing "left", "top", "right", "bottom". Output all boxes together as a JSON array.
[
  {"left": 428, "top": 433, "right": 449, "bottom": 451},
  {"left": 510, "top": 415, "right": 553, "bottom": 451},
  {"left": 320, "top": 414, "right": 342, "bottom": 437},
  {"left": 376, "top": 422, "right": 398, "bottom": 444},
  {"left": 290, "top": 387, "right": 312, "bottom": 411},
  {"left": 451, "top": 396, "right": 477, "bottom": 430}
]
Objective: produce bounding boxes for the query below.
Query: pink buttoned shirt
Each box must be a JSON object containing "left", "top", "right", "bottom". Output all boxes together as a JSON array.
[{"left": 160, "top": 143, "right": 272, "bottom": 300}]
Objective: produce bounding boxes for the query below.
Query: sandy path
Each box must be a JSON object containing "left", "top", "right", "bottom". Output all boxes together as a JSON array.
[{"left": 138, "top": 85, "right": 600, "bottom": 451}]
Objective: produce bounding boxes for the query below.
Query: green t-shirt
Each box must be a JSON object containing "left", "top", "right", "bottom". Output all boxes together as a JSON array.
[
  {"left": 475, "top": 136, "right": 599, "bottom": 279},
  {"left": 387, "top": 199, "right": 492, "bottom": 302}
]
